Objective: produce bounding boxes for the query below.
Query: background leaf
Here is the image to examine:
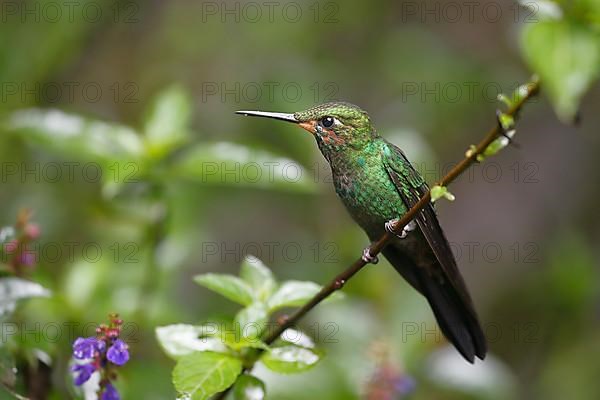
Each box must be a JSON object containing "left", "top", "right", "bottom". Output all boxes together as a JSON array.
[
  {"left": 0, "top": 278, "right": 50, "bottom": 319},
  {"left": 521, "top": 19, "right": 600, "bottom": 121},
  {"left": 4, "top": 108, "right": 144, "bottom": 163},
  {"left": 172, "top": 142, "right": 316, "bottom": 192},
  {"left": 194, "top": 274, "right": 254, "bottom": 306},
  {"left": 144, "top": 85, "right": 191, "bottom": 158}
]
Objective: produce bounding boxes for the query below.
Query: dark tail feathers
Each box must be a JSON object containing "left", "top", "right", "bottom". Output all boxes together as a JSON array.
[
  {"left": 383, "top": 247, "right": 486, "bottom": 363},
  {"left": 417, "top": 271, "right": 487, "bottom": 363}
]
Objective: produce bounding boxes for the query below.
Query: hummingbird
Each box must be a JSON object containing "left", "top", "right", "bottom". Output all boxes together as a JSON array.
[{"left": 236, "top": 102, "right": 486, "bottom": 363}]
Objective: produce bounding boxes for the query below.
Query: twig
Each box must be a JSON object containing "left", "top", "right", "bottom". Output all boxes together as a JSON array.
[{"left": 215, "top": 79, "right": 540, "bottom": 399}]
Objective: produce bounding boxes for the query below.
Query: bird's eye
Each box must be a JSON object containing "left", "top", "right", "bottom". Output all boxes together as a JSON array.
[{"left": 320, "top": 116, "right": 335, "bottom": 128}]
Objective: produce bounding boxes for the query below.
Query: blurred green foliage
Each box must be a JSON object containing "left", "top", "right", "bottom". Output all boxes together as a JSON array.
[
  {"left": 520, "top": 0, "right": 600, "bottom": 121},
  {"left": 0, "top": 0, "right": 599, "bottom": 399}
]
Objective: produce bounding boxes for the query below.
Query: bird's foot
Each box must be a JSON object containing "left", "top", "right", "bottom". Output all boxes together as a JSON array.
[
  {"left": 385, "top": 219, "right": 416, "bottom": 239},
  {"left": 362, "top": 247, "right": 379, "bottom": 264}
]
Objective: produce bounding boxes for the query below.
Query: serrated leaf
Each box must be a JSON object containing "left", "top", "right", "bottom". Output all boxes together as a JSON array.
[
  {"left": 521, "top": 20, "right": 600, "bottom": 122},
  {"left": 144, "top": 85, "right": 191, "bottom": 157},
  {"left": 156, "top": 324, "right": 228, "bottom": 359},
  {"left": 260, "top": 346, "right": 322, "bottom": 374},
  {"left": 194, "top": 274, "right": 254, "bottom": 306},
  {"left": 240, "top": 256, "right": 276, "bottom": 301},
  {"left": 267, "top": 281, "right": 323, "bottom": 311},
  {"left": 0, "top": 278, "right": 51, "bottom": 319},
  {"left": 172, "top": 142, "right": 316, "bottom": 192},
  {"left": 234, "top": 303, "right": 268, "bottom": 339},
  {"left": 233, "top": 375, "right": 266, "bottom": 400},
  {"left": 173, "top": 352, "right": 242, "bottom": 400}
]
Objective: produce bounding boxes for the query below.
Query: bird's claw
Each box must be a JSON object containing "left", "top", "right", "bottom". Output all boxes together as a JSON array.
[
  {"left": 362, "top": 247, "right": 379, "bottom": 264},
  {"left": 385, "top": 219, "right": 407, "bottom": 238},
  {"left": 385, "top": 219, "right": 416, "bottom": 239}
]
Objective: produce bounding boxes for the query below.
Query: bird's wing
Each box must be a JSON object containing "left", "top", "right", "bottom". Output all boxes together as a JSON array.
[
  {"left": 381, "top": 140, "right": 486, "bottom": 361},
  {"left": 380, "top": 140, "right": 473, "bottom": 307}
]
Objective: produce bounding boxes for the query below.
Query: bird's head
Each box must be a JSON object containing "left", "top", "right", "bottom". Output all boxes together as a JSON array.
[{"left": 237, "top": 102, "right": 376, "bottom": 152}]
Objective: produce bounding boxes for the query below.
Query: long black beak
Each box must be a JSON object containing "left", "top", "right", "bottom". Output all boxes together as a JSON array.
[{"left": 236, "top": 110, "right": 298, "bottom": 123}]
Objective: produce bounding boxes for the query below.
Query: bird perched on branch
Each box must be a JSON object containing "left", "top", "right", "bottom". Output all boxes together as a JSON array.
[{"left": 237, "top": 102, "right": 486, "bottom": 363}]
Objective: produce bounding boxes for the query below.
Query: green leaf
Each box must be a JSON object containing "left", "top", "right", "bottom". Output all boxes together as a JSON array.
[
  {"left": 511, "top": 81, "right": 539, "bottom": 105},
  {"left": 430, "top": 185, "right": 455, "bottom": 202},
  {"left": 260, "top": 346, "right": 322, "bottom": 374},
  {"left": 279, "top": 329, "right": 316, "bottom": 349},
  {"left": 156, "top": 324, "right": 228, "bottom": 359},
  {"left": 233, "top": 375, "right": 266, "bottom": 400},
  {"left": 0, "top": 278, "right": 51, "bottom": 319},
  {"left": 481, "top": 130, "right": 516, "bottom": 159},
  {"left": 172, "top": 142, "right": 317, "bottom": 192},
  {"left": 173, "top": 352, "right": 242, "bottom": 400},
  {"left": 497, "top": 93, "right": 514, "bottom": 108},
  {"left": 240, "top": 256, "right": 276, "bottom": 301},
  {"left": 498, "top": 113, "right": 515, "bottom": 130},
  {"left": 521, "top": 20, "right": 600, "bottom": 122},
  {"left": 222, "top": 336, "right": 269, "bottom": 352},
  {"left": 267, "top": 281, "right": 322, "bottom": 311},
  {"left": 194, "top": 274, "right": 254, "bottom": 306},
  {"left": 234, "top": 303, "right": 269, "bottom": 339},
  {"left": 4, "top": 109, "right": 144, "bottom": 163},
  {"left": 144, "top": 85, "right": 191, "bottom": 158}
]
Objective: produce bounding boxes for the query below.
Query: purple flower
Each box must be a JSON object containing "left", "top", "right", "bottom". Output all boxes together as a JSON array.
[
  {"left": 394, "top": 375, "right": 416, "bottom": 396},
  {"left": 106, "top": 339, "right": 129, "bottom": 366},
  {"left": 16, "top": 250, "right": 36, "bottom": 266},
  {"left": 73, "top": 337, "right": 105, "bottom": 360},
  {"left": 71, "top": 363, "right": 96, "bottom": 386},
  {"left": 101, "top": 383, "right": 120, "bottom": 400}
]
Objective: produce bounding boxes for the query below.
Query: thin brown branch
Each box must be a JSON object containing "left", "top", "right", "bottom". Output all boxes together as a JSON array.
[{"left": 215, "top": 79, "right": 539, "bottom": 399}]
